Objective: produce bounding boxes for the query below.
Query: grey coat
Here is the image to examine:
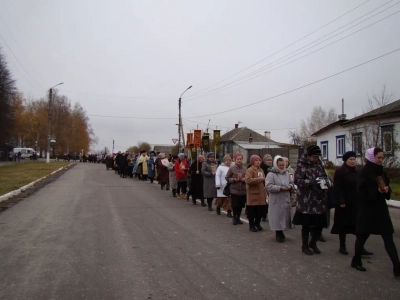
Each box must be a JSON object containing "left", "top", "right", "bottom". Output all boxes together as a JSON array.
[
  {"left": 167, "top": 161, "right": 177, "bottom": 189},
  {"left": 266, "top": 169, "right": 292, "bottom": 231},
  {"left": 201, "top": 161, "right": 217, "bottom": 198}
]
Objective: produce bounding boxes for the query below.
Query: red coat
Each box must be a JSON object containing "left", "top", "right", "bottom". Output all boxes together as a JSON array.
[{"left": 174, "top": 159, "right": 188, "bottom": 180}]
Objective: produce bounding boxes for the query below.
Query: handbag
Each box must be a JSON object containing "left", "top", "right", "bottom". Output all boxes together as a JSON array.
[
  {"left": 326, "top": 188, "right": 336, "bottom": 209},
  {"left": 223, "top": 182, "right": 231, "bottom": 196}
]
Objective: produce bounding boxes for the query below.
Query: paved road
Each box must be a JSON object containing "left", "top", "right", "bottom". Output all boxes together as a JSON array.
[{"left": 0, "top": 163, "right": 399, "bottom": 300}]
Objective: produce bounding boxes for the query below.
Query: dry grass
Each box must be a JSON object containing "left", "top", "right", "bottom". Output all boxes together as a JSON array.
[{"left": 0, "top": 161, "right": 69, "bottom": 196}]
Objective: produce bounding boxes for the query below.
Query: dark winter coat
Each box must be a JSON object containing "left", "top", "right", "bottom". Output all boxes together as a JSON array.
[
  {"left": 331, "top": 163, "right": 358, "bottom": 234},
  {"left": 189, "top": 159, "right": 204, "bottom": 198},
  {"left": 157, "top": 160, "right": 169, "bottom": 184},
  {"left": 294, "top": 155, "right": 328, "bottom": 215},
  {"left": 356, "top": 160, "right": 393, "bottom": 235}
]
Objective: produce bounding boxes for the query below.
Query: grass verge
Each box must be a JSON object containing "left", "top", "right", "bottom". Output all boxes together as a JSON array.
[{"left": 0, "top": 161, "right": 69, "bottom": 196}]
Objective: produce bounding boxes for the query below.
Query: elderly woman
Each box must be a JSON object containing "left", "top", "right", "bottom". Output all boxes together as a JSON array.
[
  {"left": 174, "top": 153, "right": 188, "bottom": 199},
  {"left": 293, "top": 145, "right": 330, "bottom": 255},
  {"left": 245, "top": 155, "right": 268, "bottom": 232},
  {"left": 226, "top": 153, "right": 247, "bottom": 225},
  {"left": 202, "top": 152, "right": 218, "bottom": 211},
  {"left": 215, "top": 154, "right": 233, "bottom": 217},
  {"left": 157, "top": 153, "right": 169, "bottom": 190},
  {"left": 189, "top": 155, "right": 205, "bottom": 206},
  {"left": 167, "top": 155, "right": 178, "bottom": 197},
  {"left": 266, "top": 156, "right": 293, "bottom": 242},
  {"left": 351, "top": 147, "right": 400, "bottom": 278}
]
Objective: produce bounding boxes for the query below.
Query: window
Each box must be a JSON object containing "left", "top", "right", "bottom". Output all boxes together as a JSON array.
[
  {"left": 336, "top": 135, "right": 345, "bottom": 158},
  {"left": 352, "top": 133, "right": 362, "bottom": 155},
  {"left": 381, "top": 125, "right": 394, "bottom": 155},
  {"left": 320, "top": 141, "right": 328, "bottom": 160}
]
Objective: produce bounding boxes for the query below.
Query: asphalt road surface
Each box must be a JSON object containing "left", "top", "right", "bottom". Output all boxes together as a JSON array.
[{"left": 0, "top": 163, "right": 399, "bottom": 300}]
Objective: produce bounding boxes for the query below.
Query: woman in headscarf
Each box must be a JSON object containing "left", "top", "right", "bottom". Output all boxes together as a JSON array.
[
  {"left": 189, "top": 155, "right": 205, "bottom": 206},
  {"left": 147, "top": 152, "right": 156, "bottom": 183},
  {"left": 157, "top": 153, "right": 169, "bottom": 190},
  {"left": 245, "top": 155, "right": 268, "bottom": 232},
  {"left": 174, "top": 153, "right": 189, "bottom": 199},
  {"left": 201, "top": 152, "right": 217, "bottom": 211},
  {"left": 215, "top": 154, "right": 233, "bottom": 217},
  {"left": 260, "top": 154, "right": 273, "bottom": 222},
  {"left": 168, "top": 155, "right": 178, "bottom": 197},
  {"left": 225, "top": 153, "right": 247, "bottom": 225},
  {"left": 351, "top": 147, "right": 399, "bottom": 277},
  {"left": 266, "top": 156, "right": 293, "bottom": 242},
  {"left": 293, "top": 145, "right": 330, "bottom": 255}
]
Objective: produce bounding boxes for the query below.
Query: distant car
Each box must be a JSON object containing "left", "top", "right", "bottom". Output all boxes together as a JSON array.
[{"left": 13, "top": 148, "right": 37, "bottom": 159}]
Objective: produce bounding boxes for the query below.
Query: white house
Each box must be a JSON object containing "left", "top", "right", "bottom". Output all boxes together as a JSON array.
[{"left": 312, "top": 99, "right": 400, "bottom": 166}]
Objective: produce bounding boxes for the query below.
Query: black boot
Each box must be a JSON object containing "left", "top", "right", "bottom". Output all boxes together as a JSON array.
[
  {"left": 249, "top": 219, "right": 257, "bottom": 232},
  {"left": 192, "top": 198, "right": 197, "bottom": 205},
  {"left": 172, "top": 189, "right": 177, "bottom": 197},
  {"left": 276, "top": 231, "right": 284, "bottom": 243},
  {"left": 302, "top": 230, "right": 313, "bottom": 255},
  {"left": 361, "top": 248, "right": 374, "bottom": 256},
  {"left": 236, "top": 214, "right": 243, "bottom": 224},
  {"left": 309, "top": 232, "right": 321, "bottom": 254},
  {"left": 232, "top": 215, "right": 238, "bottom": 225},
  {"left": 255, "top": 218, "right": 263, "bottom": 231},
  {"left": 216, "top": 207, "right": 221, "bottom": 215},
  {"left": 339, "top": 234, "right": 348, "bottom": 255},
  {"left": 207, "top": 199, "right": 213, "bottom": 211},
  {"left": 394, "top": 265, "right": 400, "bottom": 278},
  {"left": 227, "top": 210, "right": 233, "bottom": 218},
  {"left": 200, "top": 199, "right": 206, "bottom": 207},
  {"left": 351, "top": 256, "right": 366, "bottom": 271}
]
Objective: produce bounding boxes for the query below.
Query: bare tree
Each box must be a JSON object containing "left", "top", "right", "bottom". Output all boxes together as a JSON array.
[
  {"left": 137, "top": 141, "right": 151, "bottom": 153},
  {"left": 287, "top": 130, "right": 302, "bottom": 145}
]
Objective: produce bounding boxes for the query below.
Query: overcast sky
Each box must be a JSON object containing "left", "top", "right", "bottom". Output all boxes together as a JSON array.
[{"left": 1, "top": 0, "right": 399, "bottom": 152}]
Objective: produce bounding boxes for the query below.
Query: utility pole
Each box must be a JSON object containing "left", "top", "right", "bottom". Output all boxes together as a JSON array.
[
  {"left": 178, "top": 85, "right": 192, "bottom": 153},
  {"left": 46, "top": 88, "right": 53, "bottom": 163}
]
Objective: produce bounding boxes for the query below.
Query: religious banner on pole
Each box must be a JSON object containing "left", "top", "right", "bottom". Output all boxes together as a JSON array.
[
  {"left": 186, "top": 133, "right": 193, "bottom": 148},
  {"left": 190, "top": 144, "right": 197, "bottom": 159},
  {"left": 193, "top": 130, "right": 202, "bottom": 148},
  {"left": 213, "top": 130, "right": 221, "bottom": 148},
  {"left": 202, "top": 133, "right": 210, "bottom": 152}
]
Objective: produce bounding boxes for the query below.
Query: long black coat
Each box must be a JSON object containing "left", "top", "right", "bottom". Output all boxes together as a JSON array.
[
  {"left": 189, "top": 159, "right": 204, "bottom": 198},
  {"left": 331, "top": 163, "right": 358, "bottom": 234},
  {"left": 356, "top": 160, "right": 393, "bottom": 235}
]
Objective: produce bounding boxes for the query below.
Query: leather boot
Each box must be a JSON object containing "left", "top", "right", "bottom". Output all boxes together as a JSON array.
[
  {"left": 192, "top": 198, "right": 197, "bottom": 205},
  {"left": 216, "top": 207, "right": 221, "bottom": 215},
  {"left": 302, "top": 230, "right": 313, "bottom": 255},
  {"left": 172, "top": 189, "right": 177, "bottom": 197},
  {"left": 351, "top": 256, "right": 366, "bottom": 271},
  {"left": 309, "top": 233, "right": 321, "bottom": 254},
  {"left": 394, "top": 264, "right": 400, "bottom": 278},
  {"left": 200, "top": 199, "right": 206, "bottom": 207},
  {"left": 361, "top": 248, "right": 374, "bottom": 256},
  {"left": 227, "top": 210, "right": 233, "bottom": 218}
]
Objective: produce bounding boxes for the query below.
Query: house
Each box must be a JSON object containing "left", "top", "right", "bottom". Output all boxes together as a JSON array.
[
  {"left": 152, "top": 144, "right": 174, "bottom": 154},
  {"left": 312, "top": 99, "right": 400, "bottom": 166},
  {"left": 220, "top": 124, "right": 298, "bottom": 163}
]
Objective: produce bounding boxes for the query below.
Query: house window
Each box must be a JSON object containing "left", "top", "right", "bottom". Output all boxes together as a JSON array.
[
  {"left": 320, "top": 141, "right": 328, "bottom": 160},
  {"left": 336, "top": 135, "right": 345, "bottom": 158},
  {"left": 352, "top": 133, "right": 362, "bottom": 155},
  {"left": 381, "top": 125, "right": 394, "bottom": 155}
]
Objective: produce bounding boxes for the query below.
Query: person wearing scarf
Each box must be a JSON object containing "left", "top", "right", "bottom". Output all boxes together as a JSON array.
[
  {"left": 215, "top": 154, "right": 233, "bottom": 217},
  {"left": 245, "top": 155, "right": 268, "bottom": 232},
  {"left": 266, "top": 156, "right": 294, "bottom": 242},
  {"left": 225, "top": 153, "right": 247, "bottom": 225},
  {"left": 201, "top": 152, "right": 218, "bottom": 211},
  {"left": 351, "top": 147, "right": 400, "bottom": 278},
  {"left": 157, "top": 153, "right": 169, "bottom": 190},
  {"left": 174, "top": 153, "right": 189, "bottom": 199},
  {"left": 189, "top": 155, "right": 205, "bottom": 206}
]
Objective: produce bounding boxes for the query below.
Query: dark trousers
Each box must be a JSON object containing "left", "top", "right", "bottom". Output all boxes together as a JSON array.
[
  {"left": 177, "top": 181, "right": 187, "bottom": 195},
  {"left": 354, "top": 234, "right": 399, "bottom": 266},
  {"left": 232, "top": 207, "right": 243, "bottom": 219},
  {"left": 302, "top": 225, "right": 322, "bottom": 247}
]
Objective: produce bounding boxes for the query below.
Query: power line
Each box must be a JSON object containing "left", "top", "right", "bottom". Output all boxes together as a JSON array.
[
  {"left": 184, "top": 1, "right": 398, "bottom": 102},
  {"left": 0, "top": 33, "right": 45, "bottom": 90},
  {"left": 184, "top": 47, "right": 400, "bottom": 119},
  {"left": 59, "top": 89, "right": 175, "bottom": 100},
  {"left": 88, "top": 114, "right": 176, "bottom": 120},
  {"left": 186, "top": 0, "right": 371, "bottom": 98},
  {"left": 0, "top": 13, "right": 46, "bottom": 84}
]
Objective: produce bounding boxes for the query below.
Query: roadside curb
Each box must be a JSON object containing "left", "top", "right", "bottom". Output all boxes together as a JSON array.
[
  {"left": 387, "top": 200, "right": 400, "bottom": 209},
  {"left": 0, "top": 163, "right": 73, "bottom": 203}
]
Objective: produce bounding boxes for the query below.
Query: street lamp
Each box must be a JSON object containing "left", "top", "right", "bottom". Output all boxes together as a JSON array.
[
  {"left": 46, "top": 82, "right": 63, "bottom": 163},
  {"left": 178, "top": 85, "right": 192, "bottom": 152},
  {"left": 109, "top": 137, "right": 115, "bottom": 154}
]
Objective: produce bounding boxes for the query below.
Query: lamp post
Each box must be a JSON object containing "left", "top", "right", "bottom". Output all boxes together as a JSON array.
[
  {"left": 178, "top": 85, "right": 192, "bottom": 153},
  {"left": 109, "top": 137, "right": 114, "bottom": 154},
  {"left": 46, "top": 82, "right": 63, "bottom": 163}
]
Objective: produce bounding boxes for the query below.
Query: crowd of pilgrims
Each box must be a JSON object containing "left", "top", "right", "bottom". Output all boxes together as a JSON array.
[{"left": 104, "top": 145, "right": 399, "bottom": 279}]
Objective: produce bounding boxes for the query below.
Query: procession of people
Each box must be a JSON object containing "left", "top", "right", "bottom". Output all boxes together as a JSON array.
[{"left": 101, "top": 145, "right": 399, "bottom": 279}]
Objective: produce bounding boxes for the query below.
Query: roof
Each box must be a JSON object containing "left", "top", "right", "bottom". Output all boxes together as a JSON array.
[
  {"left": 152, "top": 145, "right": 174, "bottom": 153},
  {"left": 343, "top": 98, "right": 400, "bottom": 125},
  {"left": 312, "top": 99, "right": 400, "bottom": 136},
  {"left": 220, "top": 126, "right": 278, "bottom": 144}
]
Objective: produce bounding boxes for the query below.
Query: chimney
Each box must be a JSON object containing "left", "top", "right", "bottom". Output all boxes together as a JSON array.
[
  {"left": 338, "top": 98, "right": 347, "bottom": 120},
  {"left": 234, "top": 124, "right": 239, "bottom": 129},
  {"left": 249, "top": 133, "right": 253, "bottom": 143},
  {"left": 264, "top": 131, "right": 271, "bottom": 139}
]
